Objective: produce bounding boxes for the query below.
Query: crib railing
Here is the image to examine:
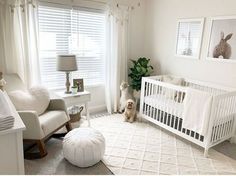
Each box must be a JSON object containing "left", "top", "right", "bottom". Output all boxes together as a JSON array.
[
  {"left": 140, "top": 77, "right": 205, "bottom": 143},
  {"left": 141, "top": 77, "right": 186, "bottom": 115},
  {"left": 140, "top": 76, "right": 236, "bottom": 157},
  {"left": 207, "top": 92, "right": 236, "bottom": 147}
]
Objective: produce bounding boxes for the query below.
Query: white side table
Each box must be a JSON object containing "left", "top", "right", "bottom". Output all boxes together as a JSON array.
[{"left": 56, "top": 91, "right": 91, "bottom": 126}]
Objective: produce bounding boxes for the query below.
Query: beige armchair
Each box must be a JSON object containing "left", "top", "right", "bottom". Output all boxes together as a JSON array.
[{"left": 4, "top": 74, "right": 71, "bottom": 158}]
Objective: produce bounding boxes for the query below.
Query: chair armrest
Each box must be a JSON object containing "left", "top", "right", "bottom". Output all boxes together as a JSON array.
[
  {"left": 47, "top": 98, "right": 67, "bottom": 112},
  {"left": 18, "top": 111, "right": 44, "bottom": 140}
]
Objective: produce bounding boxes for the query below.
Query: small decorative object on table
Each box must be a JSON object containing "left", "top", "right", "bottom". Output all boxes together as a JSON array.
[
  {"left": 73, "top": 79, "right": 84, "bottom": 92},
  {"left": 71, "top": 86, "right": 78, "bottom": 94},
  {"left": 0, "top": 72, "right": 6, "bottom": 91},
  {"left": 68, "top": 105, "right": 83, "bottom": 123}
]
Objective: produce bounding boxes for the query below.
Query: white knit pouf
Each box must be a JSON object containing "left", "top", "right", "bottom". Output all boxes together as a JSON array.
[{"left": 63, "top": 128, "right": 105, "bottom": 168}]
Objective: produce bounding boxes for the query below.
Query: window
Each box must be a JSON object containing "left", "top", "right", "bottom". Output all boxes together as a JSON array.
[{"left": 38, "top": 4, "right": 106, "bottom": 89}]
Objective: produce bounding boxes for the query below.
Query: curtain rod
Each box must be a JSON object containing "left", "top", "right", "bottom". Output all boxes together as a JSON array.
[
  {"left": 39, "top": 0, "right": 107, "bottom": 5},
  {"left": 83, "top": 0, "right": 106, "bottom": 4},
  {"left": 38, "top": 0, "right": 108, "bottom": 11}
]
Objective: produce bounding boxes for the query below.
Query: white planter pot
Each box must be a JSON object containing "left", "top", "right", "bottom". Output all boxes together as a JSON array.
[{"left": 133, "top": 90, "right": 141, "bottom": 100}]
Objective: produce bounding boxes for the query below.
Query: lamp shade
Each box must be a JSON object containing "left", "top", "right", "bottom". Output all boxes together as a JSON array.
[{"left": 57, "top": 55, "right": 78, "bottom": 72}]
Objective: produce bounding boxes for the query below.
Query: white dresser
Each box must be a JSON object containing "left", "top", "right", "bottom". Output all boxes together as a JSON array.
[{"left": 0, "top": 92, "right": 25, "bottom": 174}]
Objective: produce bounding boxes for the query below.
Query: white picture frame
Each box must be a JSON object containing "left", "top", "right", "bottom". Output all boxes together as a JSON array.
[
  {"left": 175, "top": 18, "right": 205, "bottom": 59},
  {"left": 207, "top": 16, "right": 236, "bottom": 63}
]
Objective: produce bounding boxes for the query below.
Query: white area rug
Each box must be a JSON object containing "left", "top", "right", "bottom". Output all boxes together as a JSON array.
[{"left": 89, "top": 114, "right": 236, "bottom": 175}]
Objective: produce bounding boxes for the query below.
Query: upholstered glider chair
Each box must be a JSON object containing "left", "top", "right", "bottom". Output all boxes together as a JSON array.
[{"left": 4, "top": 74, "right": 72, "bottom": 158}]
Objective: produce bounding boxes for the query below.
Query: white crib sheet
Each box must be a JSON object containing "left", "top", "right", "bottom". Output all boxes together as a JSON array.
[{"left": 144, "top": 94, "right": 183, "bottom": 117}]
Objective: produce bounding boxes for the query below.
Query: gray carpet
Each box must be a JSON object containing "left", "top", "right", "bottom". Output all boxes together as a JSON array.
[
  {"left": 214, "top": 141, "right": 236, "bottom": 160},
  {"left": 24, "top": 138, "right": 113, "bottom": 175}
]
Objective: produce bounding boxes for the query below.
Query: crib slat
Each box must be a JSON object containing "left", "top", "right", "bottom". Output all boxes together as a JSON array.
[
  {"left": 176, "top": 91, "right": 180, "bottom": 131},
  {"left": 226, "top": 96, "right": 235, "bottom": 136},
  {"left": 223, "top": 97, "right": 230, "bottom": 138},
  {"left": 214, "top": 101, "right": 222, "bottom": 141},
  {"left": 218, "top": 99, "right": 226, "bottom": 139},
  {"left": 228, "top": 97, "right": 235, "bottom": 136}
]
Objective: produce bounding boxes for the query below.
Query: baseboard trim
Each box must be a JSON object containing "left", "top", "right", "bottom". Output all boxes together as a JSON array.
[
  {"left": 230, "top": 136, "right": 236, "bottom": 144},
  {"left": 88, "top": 104, "right": 107, "bottom": 114}
]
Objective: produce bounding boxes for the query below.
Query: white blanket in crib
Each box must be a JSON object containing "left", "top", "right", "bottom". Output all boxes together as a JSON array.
[{"left": 182, "top": 88, "right": 213, "bottom": 136}]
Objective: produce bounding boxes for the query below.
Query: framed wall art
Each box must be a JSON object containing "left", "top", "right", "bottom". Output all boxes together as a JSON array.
[
  {"left": 175, "top": 18, "right": 205, "bottom": 59},
  {"left": 207, "top": 16, "right": 236, "bottom": 62}
]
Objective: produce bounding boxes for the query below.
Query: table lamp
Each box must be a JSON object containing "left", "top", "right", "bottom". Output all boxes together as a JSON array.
[{"left": 57, "top": 55, "right": 78, "bottom": 94}]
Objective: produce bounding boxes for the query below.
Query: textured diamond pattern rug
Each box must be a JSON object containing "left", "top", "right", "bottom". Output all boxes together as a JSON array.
[{"left": 89, "top": 114, "right": 236, "bottom": 175}]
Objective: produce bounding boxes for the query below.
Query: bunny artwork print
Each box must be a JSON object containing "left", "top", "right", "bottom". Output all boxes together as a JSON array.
[{"left": 213, "top": 31, "right": 233, "bottom": 59}]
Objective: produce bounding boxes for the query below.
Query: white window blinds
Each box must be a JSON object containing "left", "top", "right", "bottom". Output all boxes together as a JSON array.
[{"left": 38, "top": 4, "right": 105, "bottom": 89}]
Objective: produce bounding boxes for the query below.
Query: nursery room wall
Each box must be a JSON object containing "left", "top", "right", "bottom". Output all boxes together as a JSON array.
[
  {"left": 144, "top": 0, "right": 236, "bottom": 142},
  {"left": 145, "top": 0, "right": 236, "bottom": 88}
]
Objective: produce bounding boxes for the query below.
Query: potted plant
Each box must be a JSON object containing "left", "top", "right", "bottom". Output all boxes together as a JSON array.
[
  {"left": 128, "top": 57, "right": 154, "bottom": 99},
  {"left": 71, "top": 85, "right": 78, "bottom": 94}
]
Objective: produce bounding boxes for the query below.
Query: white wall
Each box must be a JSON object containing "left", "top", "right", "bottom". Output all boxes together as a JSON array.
[
  {"left": 145, "top": 0, "right": 236, "bottom": 88},
  {"left": 144, "top": 0, "right": 236, "bottom": 142}
]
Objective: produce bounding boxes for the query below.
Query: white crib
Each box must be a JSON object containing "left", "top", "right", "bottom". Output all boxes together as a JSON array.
[{"left": 140, "top": 75, "right": 236, "bottom": 157}]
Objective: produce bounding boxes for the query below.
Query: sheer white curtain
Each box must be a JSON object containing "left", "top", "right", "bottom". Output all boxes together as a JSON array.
[
  {"left": 105, "top": 5, "right": 129, "bottom": 114},
  {"left": 0, "top": 0, "right": 40, "bottom": 87}
]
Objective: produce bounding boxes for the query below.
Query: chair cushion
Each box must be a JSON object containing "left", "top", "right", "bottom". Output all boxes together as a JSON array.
[
  {"left": 8, "top": 86, "right": 50, "bottom": 115},
  {"left": 39, "top": 110, "right": 68, "bottom": 136}
]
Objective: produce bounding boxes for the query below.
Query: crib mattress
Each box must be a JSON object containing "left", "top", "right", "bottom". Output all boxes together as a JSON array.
[{"left": 144, "top": 94, "right": 183, "bottom": 117}]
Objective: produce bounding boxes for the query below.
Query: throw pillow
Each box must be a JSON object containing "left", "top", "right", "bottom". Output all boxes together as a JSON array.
[{"left": 9, "top": 86, "right": 50, "bottom": 116}]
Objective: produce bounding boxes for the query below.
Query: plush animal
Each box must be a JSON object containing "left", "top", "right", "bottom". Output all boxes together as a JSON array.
[
  {"left": 124, "top": 99, "right": 136, "bottom": 123},
  {"left": 119, "top": 81, "right": 133, "bottom": 113},
  {"left": 0, "top": 72, "right": 6, "bottom": 91},
  {"left": 213, "top": 32, "right": 233, "bottom": 59}
]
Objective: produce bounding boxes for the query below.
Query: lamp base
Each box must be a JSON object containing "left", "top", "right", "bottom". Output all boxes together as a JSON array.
[{"left": 65, "top": 72, "right": 71, "bottom": 94}]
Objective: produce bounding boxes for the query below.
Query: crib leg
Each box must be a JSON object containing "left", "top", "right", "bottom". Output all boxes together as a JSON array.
[{"left": 204, "top": 148, "right": 209, "bottom": 158}]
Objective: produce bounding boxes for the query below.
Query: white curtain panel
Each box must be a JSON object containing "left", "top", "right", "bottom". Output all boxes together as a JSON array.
[
  {"left": 0, "top": 0, "right": 40, "bottom": 87},
  {"left": 105, "top": 6, "right": 129, "bottom": 113},
  {"left": 0, "top": 0, "right": 18, "bottom": 74}
]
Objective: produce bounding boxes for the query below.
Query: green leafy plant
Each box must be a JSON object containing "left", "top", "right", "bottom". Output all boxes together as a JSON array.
[{"left": 128, "top": 57, "right": 154, "bottom": 91}]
